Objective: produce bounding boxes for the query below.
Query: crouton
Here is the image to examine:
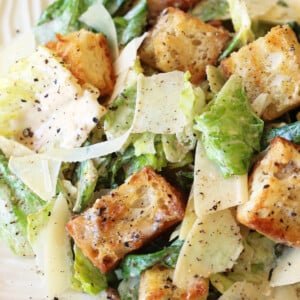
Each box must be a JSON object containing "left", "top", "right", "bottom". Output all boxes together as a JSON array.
[
  {"left": 138, "top": 7, "right": 229, "bottom": 84},
  {"left": 221, "top": 25, "right": 300, "bottom": 120},
  {"left": 46, "top": 29, "right": 115, "bottom": 96},
  {"left": 66, "top": 167, "right": 185, "bottom": 273},
  {"left": 237, "top": 137, "right": 300, "bottom": 247},
  {"left": 139, "top": 265, "right": 209, "bottom": 300}
]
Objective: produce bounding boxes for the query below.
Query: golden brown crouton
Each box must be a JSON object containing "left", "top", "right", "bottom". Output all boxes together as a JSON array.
[
  {"left": 46, "top": 29, "right": 115, "bottom": 96},
  {"left": 66, "top": 167, "right": 185, "bottom": 273},
  {"left": 138, "top": 7, "right": 229, "bottom": 84},
  {"left": 237, "top": 137, "right": 300, "bottom": 247},
  {"left": 221, "top": 25, "right": 300, "bottom": 120},
  {"left": 139, "top": 265, "right": 209, "bottom": 300}
]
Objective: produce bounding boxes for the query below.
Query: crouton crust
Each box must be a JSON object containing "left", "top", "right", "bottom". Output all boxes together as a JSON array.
[
  {"left": 237, "top": 137, "right": 300, "bottom": 247},
  {"left": 66, "top": 167, "right": 185, "bottom": 273},
  {"left": 221, "top": 25, "right": 300, "bottom": 120},
  {"left": 139, "top": 265, "right": 209, "bottom": 300},
  {"left": 138, "top": 7, "right": 229, "bottom": 84},
  {"left": 46, "top": 29, "right": 115, "bottom": 96}
]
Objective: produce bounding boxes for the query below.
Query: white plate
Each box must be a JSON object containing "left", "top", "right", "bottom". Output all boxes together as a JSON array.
[{"left": 0, "top": 1, "right": 102, "bottom": 299}]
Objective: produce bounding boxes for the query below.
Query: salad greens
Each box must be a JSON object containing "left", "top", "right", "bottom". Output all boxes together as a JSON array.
[
  {"left": 0, "top": 150, "right": 45, "bottom": 255},
  {"left": 35, "top": 0, "right": 147, "bottom": 46},
  {"left": 121, "top": 238, "right": 184, "bottom": 279},
  {"left": 72, "top": 245, "right": 108, "bottom": 295},
  {"left": 1, "top": 0, "right": 300, "bottom": 299},
  {"left": 194, "top": 75, "right": 264, "bottom": 177},
  {"left": 261, "top": 121, "right": 300, "bottom": 149}
]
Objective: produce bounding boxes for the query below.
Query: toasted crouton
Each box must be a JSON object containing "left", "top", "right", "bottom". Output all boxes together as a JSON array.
[
  {"left": 221, "top": 25, "right": 300, "bottom": 120},
  {"left": 46, "top": 29, "right": 115, "bottom": 96},
  {"left": 237, "top": 137, "right": 300, "bottom": 247},
  {"left": 139, "top": 265, "right": 209, "bottom": 300},
  {"left": 138, "top": 7, "right": 229, "bottom": 84},
  {"left": 66, "top": 167, "right": 185, "bottom": 273}
]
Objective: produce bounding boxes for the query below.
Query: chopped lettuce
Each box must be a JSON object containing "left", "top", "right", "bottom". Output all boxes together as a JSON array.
[
  {"left": 191, "top": 0, "right": 229, "bottom": 22},
  {"left": 73, "top": 159, "right": 99, "bottom": 213},
  {"left": 121, "top": 239, "right": 184, "bottom": 279},
  {"left": 114, "top": 0, "right": 147, "bottom": 46},
  {"left": 72, "top": 245, "right": 107, "bottom": 295},
  {"left": 261, "top": 121, "right": 300, "bottom": 149},
  {"left": 0, "top": 149, "right": 45, "bottom": 256},
  {"left": 104, "top": 84, "right": 137, "bottom": 140},
  {"left": 194, "top": 75, "right": 264, "bottom": 177},
  {"left": 35, "top": 0, "right": 94, "bottom": 44}
]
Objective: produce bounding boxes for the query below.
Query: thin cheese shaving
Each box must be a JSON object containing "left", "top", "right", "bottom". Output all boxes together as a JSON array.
[{"left": 193, "top": 141, "right": 248, "bottom": 217}]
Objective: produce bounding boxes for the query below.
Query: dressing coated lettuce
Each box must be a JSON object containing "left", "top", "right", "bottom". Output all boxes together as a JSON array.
[
  {"left": 0, "top": 149, "right": 45, "bottom": 256},
  {"left": 194, "top": 75, "right": 264, "bottom": 177},
  {"left": 72, "top": 245, "right": 107, "bottom": 295}
]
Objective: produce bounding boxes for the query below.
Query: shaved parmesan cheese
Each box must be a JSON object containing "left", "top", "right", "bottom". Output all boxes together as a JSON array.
[
  {"left": 173, "top": 209, "right": 243, "bottom": 288},
  {"left": 179, "top": 186, "right": 197, "bottom": 240},
  {"left": 79, "top": 2, "right": 119, "bottom": 61},
  {"left": 0, "top": 135, "right": 32, "bottom": 157},
  {"left": 40, "top": 130, "right": 131, "bottom": 162},
  {"left": 194, "top": 141, "right": 248, "bottom": 217},
  {"left": 131, "top": 71, "right": 186, "bottom": 134},
  {"left": 114, "top": 33, "right": 147, "bottom": 76},
  {"left": 271, "top": 247, "right": 300, "bottom": 287},
  {"left": 0, "top": 136, "right": 60, "bottom": 201},
  {"left": 109, "top": 33, "right": 147, "bottom": 104},
  {"left": 259, "top": 0, "right": 300, "bottom": 23},
  {"left": 44, "top": 194, "right": 73, "bottom": 297},
  {"left": 218, "top": 281, "right": 267, "bottom": 300},
  {"left": 9, "top": 155, "right": 60, "bottom": 201},
  {"left": 245, "top": 0, "right": 277, "bottom": 18},
  {"left": 6, "top": 46, "right": 106, "bottom": 152}
]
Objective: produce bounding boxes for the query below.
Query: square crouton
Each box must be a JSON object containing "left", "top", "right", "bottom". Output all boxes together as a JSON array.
[
  {"left": 237, "top": 137, "right": 300, "bottom": 247},
  {"left": 138, "top": 7, "right": 229, "bottom": 84},
  {"left": 221, "top": 25, "right": 300, "bottom": 121},
  {"left": 46, "top": 29, "right": 115, "bottom": 96},
  {"left": 139, "top": 265, "right": 209, "bottom": 300},
  {"left": 66, "top": 167, "right": 185, "bottom": 273}
]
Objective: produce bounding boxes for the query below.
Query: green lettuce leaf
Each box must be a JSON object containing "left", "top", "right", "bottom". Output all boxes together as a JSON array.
[
  {"left": 191, "top": 0, "right": 229, "bottom": 22},
  {"left": 72, "top": 245, "right": 107, "bottom": 295},
  {"left": 194, "top": 75, "right": 264, "bottom": 177},
  {"left": 121, "top": 239, "right": 184, "bottom": 279},
  {"left": 0, "top": 149, "right": 45, "bottom": 256},
  {"left": 35, "top": 0, "right": 95, "bottom": 44},
  {"left": 261, "top": 121, "right": 300, "bottom": 149},
  {"left": 114, "top": 0, "right": 147, "bottom": 46}
]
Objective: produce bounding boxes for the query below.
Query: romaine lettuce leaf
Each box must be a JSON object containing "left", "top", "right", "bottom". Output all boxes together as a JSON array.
[
  {"left": 114, "top": 0, "right": 147, "bottom": 46},
  {"left": 72, "top": 245, "right": 107, "bottom": 295},
  {"left": 121, "top": 239, "right": 184, "bottom": 279},
  {"left": 35, "top": 0, "right": 95, "bottom": 44},
  {"left": 0, "top": 149, "right": 45, "bottom": 256},
  {"left": 194, "top": 75, "right": 264, "bottom": 177},
  {"left": 261, "top": 121, "right": 300, "bottom": 149}
]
